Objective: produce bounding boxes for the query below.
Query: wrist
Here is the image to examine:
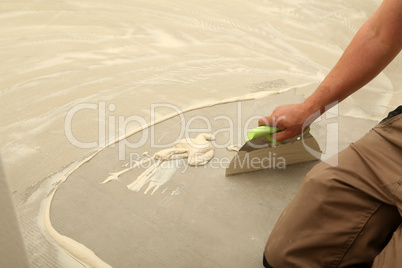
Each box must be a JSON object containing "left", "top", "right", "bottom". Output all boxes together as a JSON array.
[{"left": 302, "top": 97, "right": 322, "bottom": 118}]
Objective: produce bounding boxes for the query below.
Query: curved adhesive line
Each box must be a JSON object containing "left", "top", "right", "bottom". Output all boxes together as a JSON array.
[
  {"left": 44, "top": 191, "right": 113, "bottom": 268},
  {"left": 41, "top": 82, "right": 314, "bottom": 267}
]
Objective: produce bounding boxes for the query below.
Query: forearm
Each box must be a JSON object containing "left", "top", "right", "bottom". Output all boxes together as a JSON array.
[
  {"left": 304, "top": 0, "right": 402, "bottom": 116},
  {"left": 259, "top": 1, "right": 402, "bottom": 141}
]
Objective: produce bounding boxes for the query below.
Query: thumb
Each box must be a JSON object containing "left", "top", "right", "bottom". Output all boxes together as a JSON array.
[{"left": 258, "top": 116, "right": 273, "bottom": 126}]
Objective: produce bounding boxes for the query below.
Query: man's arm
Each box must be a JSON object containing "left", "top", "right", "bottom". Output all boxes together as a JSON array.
[{"left": 259, "top": 0, "right": 402, "bottom": 142}]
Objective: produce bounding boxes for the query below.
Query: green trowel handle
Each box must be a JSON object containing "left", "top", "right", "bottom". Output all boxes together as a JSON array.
[
  {"left": 246, "top": 126, "right": 312, "bottom": 143},
  {"left": 246, "top": 126, "right": 281, "bottom": 142}
]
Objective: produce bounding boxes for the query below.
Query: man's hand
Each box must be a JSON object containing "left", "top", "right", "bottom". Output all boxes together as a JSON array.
[{"left": 258, "top": 103, "right": 318, "bottom": 142}]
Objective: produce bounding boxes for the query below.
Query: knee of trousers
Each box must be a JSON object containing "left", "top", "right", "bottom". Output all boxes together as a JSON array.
[{"left": 265, "top": 163, "right": 339, "bottom": 267}]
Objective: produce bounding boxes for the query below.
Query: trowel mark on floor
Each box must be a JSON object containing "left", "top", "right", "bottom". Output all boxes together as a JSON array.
[
  {"left": 104, "top": 133, "right": 216, "bottom": 195},
  {"left": 127, "top": 159, "right": 180, "bottom": 195},
  {"left": 171, "top": 186, "right": 182, "bottom": 196}
]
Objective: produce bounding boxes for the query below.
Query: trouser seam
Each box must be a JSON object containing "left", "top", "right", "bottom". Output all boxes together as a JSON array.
[{"left": 330, "top": 203, "right": 382, "bottom": 267}]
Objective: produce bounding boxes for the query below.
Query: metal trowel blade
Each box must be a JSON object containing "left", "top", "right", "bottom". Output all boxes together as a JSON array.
[{"left": 225, "top": 131, "right": 321, "bottom": 176}]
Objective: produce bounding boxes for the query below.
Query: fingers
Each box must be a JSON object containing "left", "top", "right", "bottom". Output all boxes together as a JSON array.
[
  {"left": 259, "top": 118, "right": 303, "bottom": 141},
  {"left": 258, "top": 103, "right": 312, "bottom": 141},
  {"left": 272, "top": 129, "right": 297, "bottom": 142},
  {"left": 258, "top": 115, "right": 285, "bottom": 128},
  {"left": 259, "top": 115, "right": 294, "bottom": 142}
]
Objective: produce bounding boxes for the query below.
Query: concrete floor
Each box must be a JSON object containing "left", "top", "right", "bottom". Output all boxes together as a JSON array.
[{"left": 50, "top": 91, "right": 377, "bottom": 267}]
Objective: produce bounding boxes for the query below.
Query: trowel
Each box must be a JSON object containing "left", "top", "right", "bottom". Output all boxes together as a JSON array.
[{"left": 225, "top": 126, "right": 321, "bottom": 176}]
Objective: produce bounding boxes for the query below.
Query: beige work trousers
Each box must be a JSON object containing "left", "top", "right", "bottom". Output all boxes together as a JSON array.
[{"left": 265, "top": 113, "right": 402, "bottom": 267}]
